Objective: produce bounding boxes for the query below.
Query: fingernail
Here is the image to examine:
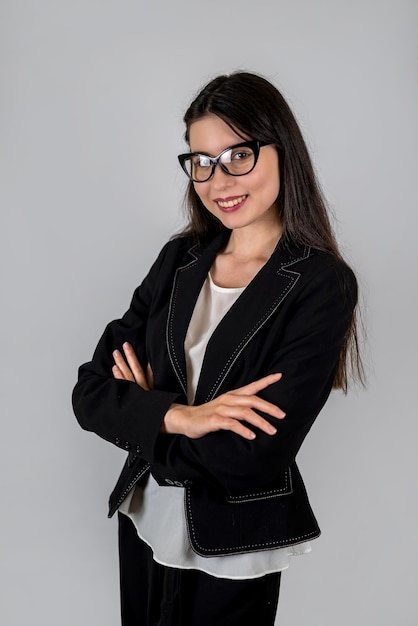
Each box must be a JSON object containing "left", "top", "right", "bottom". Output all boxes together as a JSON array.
[
  {"left": 113, "top": 350, "right": 120, "bottom": 357},
  {"left": 268, "top": 426, "right": 277, "bottom": 434}
]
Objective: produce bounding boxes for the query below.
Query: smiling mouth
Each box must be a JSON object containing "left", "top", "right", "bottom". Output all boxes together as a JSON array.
[{"left": 215, "top": 195, "right": 248, "bottom": 210}]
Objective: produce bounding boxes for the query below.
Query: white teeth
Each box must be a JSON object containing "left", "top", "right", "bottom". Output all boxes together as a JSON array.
[{"left": 217, "top": 195, "right": 246, "bottom": 208}]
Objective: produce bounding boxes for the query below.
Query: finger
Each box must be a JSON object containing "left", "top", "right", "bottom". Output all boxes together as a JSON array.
[
  {"left": 236, "top": 372, "right": 282, "bottom": 396},
  {"left": 146, "top": 363, "right": 154, "bottom": 390},
  {"left": 122, "top": 342, "right": 150, "bottom": 390},
  {"left": 219, "top": 420, "right": 257, "bottom": 440},
  {"left": 189, "top": 415, "right": 257, "bottom": 441},
  {"left": 234, "top": 409, "right": 278, "bottom": 435},
  {"left": 112, "top": 365, "right": 125, "bottom": 380},
  {"left": 221, "top": 394, "right": 286, "bottom": 419},
  {"left": 247, "top": 396, "right": 285, "bottom": 419},
  {"left": 112, "top": 350, "right": 135, "bottom": 382},
  {"left": 214, "top": 406, "right": 278, "bottom": 435}
]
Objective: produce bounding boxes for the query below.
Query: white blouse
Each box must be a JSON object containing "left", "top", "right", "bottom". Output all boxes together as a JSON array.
[{"left": 119, "top": 273, "right": 312, "bottom": 579}]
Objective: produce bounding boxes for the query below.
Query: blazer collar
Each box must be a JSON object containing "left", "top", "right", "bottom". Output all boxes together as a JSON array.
[{"left": 166, "top": 230, "right": 311, "bottom": 400}]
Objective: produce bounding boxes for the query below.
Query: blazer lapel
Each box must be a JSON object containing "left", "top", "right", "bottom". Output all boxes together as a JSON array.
[
  {"left": 166, "top": 231, "right": 230, "bottom": 395},
  {"left": 194, "top": 240, "right": 312, "bottom": 403}
]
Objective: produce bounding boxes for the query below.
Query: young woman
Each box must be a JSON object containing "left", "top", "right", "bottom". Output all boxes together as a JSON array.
[{"left": 72, "top": 71, "right": 362, "bottom": 625}]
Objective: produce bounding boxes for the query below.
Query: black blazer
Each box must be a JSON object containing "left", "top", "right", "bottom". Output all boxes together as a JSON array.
[{"left": 72, "top": 230, "right": 357, "bottom": 557}]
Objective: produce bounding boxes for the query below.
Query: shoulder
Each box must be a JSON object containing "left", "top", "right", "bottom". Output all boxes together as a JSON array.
[
  {"left": 282, "top": 239, "right": 356, "bottom": 282},
  {"left": 276, "top": 241, "right": 358, "bottom": 308},
  {"left": 304, "top": 250, "right": 358, "bottom": 312},
  {"left": 144, "top": 231, "right": 229, "bottom": 285},
  {"left": 313, "top": 250, "right": 357, "bottom": 295},
  {"left": 309, "top": 249, "right": 356, "bottom": 283},
  {"left": 161, "top": 232, "right": 216, "bottom": 256},
  {"left": 163, "top": 230, "right": 230, "bottom": 262},
  {"left": 149, "top": 235, "right": 196, "bottom": 270}
]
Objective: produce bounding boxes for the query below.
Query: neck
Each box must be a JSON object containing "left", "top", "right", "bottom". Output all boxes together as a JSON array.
[{"left": 225, "top": 221, "right": 283, "bottom": 262}]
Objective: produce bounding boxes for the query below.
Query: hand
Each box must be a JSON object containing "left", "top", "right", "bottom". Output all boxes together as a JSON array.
[
  {"left": 112, "top": 342, "right": 154, "bottom": 390},
  {"left": 163, "top": 373, "right": 285, "bottom": 440}
]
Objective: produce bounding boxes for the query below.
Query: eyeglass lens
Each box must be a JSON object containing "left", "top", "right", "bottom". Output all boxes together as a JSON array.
[{"left": 184, "top": 145, "right": 257, "bottom": 182}]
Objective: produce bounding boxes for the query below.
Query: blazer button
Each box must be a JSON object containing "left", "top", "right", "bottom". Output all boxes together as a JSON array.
[
  {"left": 165, "top": 479, "right": 174, "bottom": 485},
  {"left": 123, "top": 442, "right": 131, "bottom": 451},
  {"left": 135, "top": 445, "right": 142, "bottom": 454},
  {"left": 115, "top": 437, "right": 121, "bottom": 446},
  {"left": 173, "top": 481, "right": 183, "bottom": 487}
]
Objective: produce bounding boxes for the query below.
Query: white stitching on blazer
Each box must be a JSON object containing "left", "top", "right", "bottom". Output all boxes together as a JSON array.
[
  {"left": 226, "top": 467, "right": 293, "bottom": 502},
  {"left": 113, "top": 463, "right": 150, "bottom": 512},
  {"left": 166, "top": 244, "right": 200, "bottom": 395},
  {"left": 184, "top": 486, "right": 318, "bottom": 555}
]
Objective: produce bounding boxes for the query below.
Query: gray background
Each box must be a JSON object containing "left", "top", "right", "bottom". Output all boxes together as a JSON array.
[{"left": 1, "top": 0, "right": 417, "bottom": 624}]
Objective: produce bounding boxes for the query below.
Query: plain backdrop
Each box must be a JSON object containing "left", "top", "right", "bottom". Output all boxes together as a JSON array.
[{"left": 1, "top": 1, "right": 417, "bottom": 624}]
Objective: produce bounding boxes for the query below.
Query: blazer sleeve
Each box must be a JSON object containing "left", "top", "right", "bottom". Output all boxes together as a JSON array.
[
  {"left": 150, "top": 260, "right": 358, "bottom": 495},
  {"left": 72, "top": 241, "right": 184, "bottom": 461}
]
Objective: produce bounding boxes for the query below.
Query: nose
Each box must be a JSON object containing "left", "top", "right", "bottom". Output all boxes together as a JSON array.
[{"left": 211, "top": 163, "right": 234, "bottom": 190}]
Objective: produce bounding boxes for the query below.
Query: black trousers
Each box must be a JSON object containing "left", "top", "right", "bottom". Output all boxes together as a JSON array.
[{"left": 118, "top": 513, "right": 281, "bottom": 626}]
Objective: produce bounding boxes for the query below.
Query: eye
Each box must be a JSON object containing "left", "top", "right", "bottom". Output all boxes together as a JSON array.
[
  {"left": 230, "top": 148, "right": 253, "bottom": 161},
  {"left": 193, "top": 155, "right": 212, "bottom": 168}
]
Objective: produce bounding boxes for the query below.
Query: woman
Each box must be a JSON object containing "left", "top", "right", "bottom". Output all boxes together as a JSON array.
[{"left": 72, "top": 71, "right": 362, "bottom": 625}]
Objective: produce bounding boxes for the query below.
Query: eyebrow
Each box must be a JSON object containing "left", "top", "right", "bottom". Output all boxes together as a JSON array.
[{"left": 188, "top": 142, "right": 248, "bottom": 158}]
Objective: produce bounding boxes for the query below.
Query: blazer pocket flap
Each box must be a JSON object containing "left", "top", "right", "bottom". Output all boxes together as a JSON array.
[{"left": 226, "top": 467, "right": 293, "bottom": 503}]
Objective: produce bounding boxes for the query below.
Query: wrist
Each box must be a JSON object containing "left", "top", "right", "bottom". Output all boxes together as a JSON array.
[{"left": 162, "top": 403, "right": 187, "bottom": 435}]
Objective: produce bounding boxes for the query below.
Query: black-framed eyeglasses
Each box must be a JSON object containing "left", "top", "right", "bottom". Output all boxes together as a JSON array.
[{"left": 178, "top": 140, "right": 268, "bottom": 183}]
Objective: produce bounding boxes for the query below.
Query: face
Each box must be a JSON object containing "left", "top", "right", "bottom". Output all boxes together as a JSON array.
[{"left": 188, "top": 114, "right": 281, "bottom": 232}]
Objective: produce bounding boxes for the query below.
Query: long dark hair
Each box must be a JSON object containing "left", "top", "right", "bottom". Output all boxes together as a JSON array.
[{"left": 178, "top": 71, "right": 364, "bottom": 390}]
